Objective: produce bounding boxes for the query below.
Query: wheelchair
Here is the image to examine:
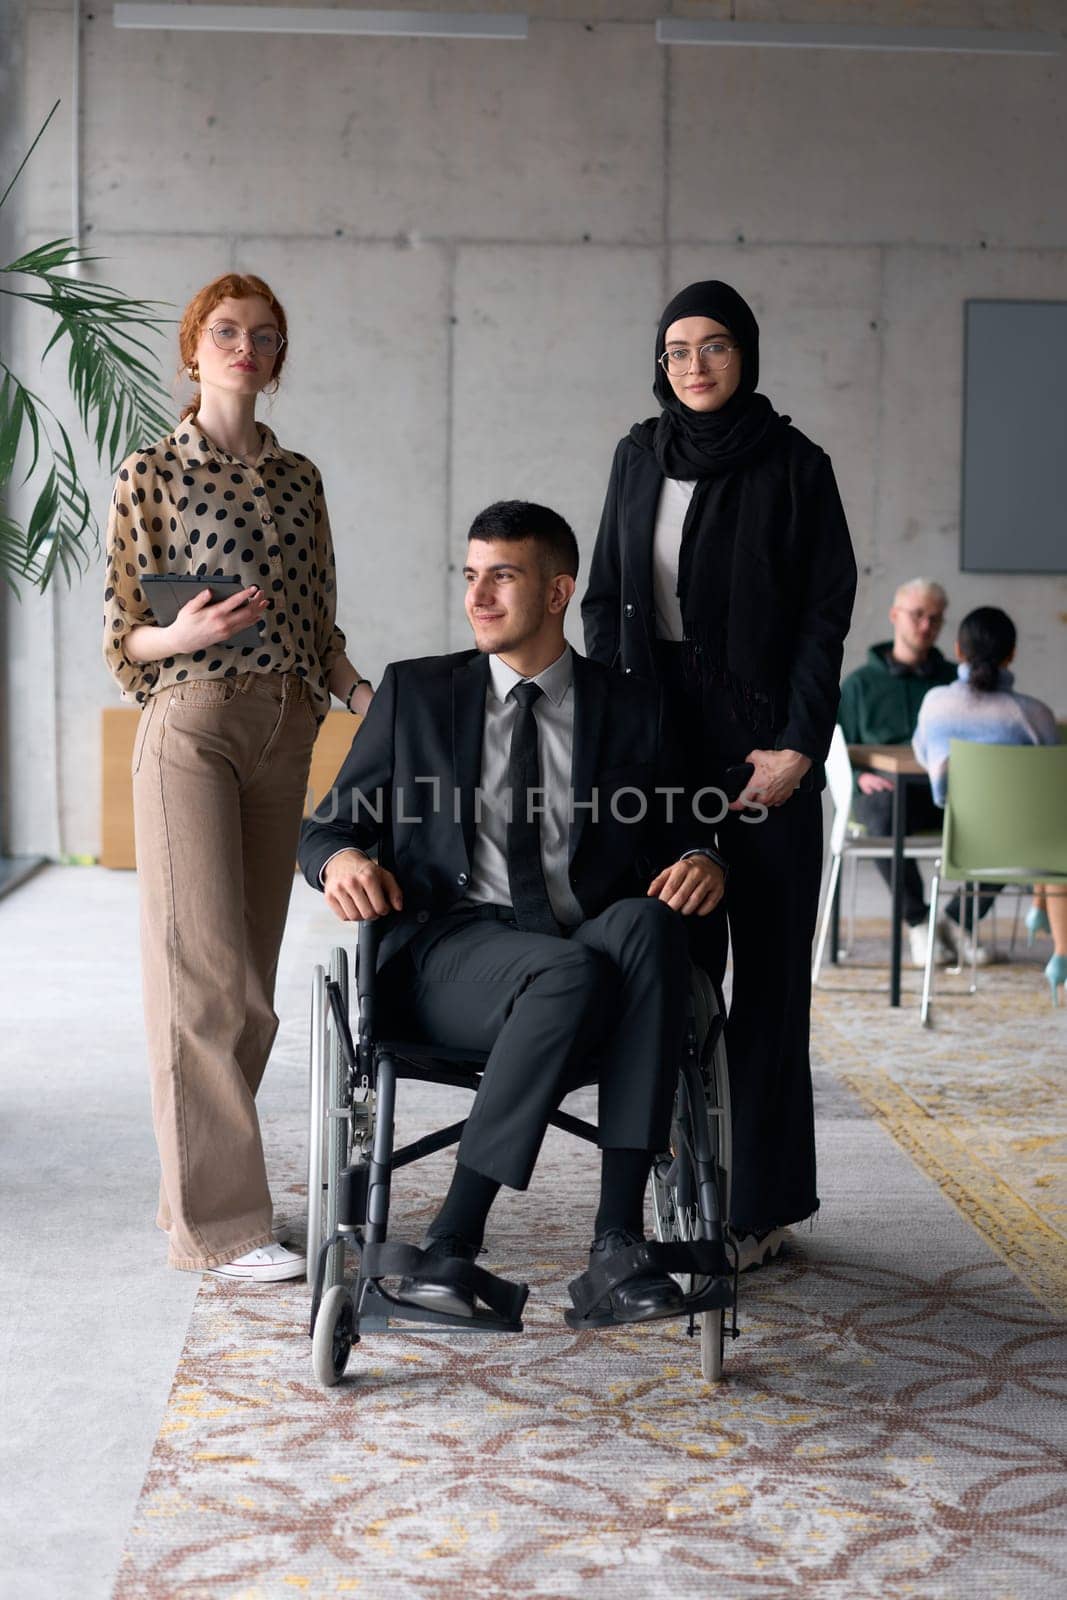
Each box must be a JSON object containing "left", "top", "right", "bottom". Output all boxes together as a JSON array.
[{"left": 305, "top": 917, "right": 738, "bottom": 1387}]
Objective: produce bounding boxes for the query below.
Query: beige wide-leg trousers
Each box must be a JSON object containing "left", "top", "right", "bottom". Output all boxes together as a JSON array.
[{"left": 132, "top": 673, "right": 318, "bottom": 1269}]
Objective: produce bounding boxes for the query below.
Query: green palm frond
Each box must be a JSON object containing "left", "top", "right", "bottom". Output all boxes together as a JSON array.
[
  {"left": 0, "top": 510, "right": 31, "bottom": 585},
  {"left": 0, "top": 101, "right": 176, "bottom": 593}
]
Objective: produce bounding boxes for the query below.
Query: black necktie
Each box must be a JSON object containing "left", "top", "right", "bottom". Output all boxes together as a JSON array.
[{"left": 506, "top": 681, "right": 558, "bottom": 936}]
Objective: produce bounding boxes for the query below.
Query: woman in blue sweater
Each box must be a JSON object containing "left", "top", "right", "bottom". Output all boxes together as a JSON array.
[{"left": 913, "top": 606, "right": 1064, "bottom": 1000}]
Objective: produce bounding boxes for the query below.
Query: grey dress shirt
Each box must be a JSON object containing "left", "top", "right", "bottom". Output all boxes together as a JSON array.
[{"left": 461, "top": 646, "right": 584, "bottom": 927}]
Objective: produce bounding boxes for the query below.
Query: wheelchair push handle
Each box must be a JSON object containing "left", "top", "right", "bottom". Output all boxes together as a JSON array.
[{"left": 355, "top": 918, "right": 383, "bottom": 1001}]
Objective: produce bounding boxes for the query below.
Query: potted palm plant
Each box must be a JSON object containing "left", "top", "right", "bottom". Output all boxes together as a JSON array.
[
  {"left": 1, "top": 102, "right": 175, "bottom": 590},
  {"left": 1, "top": 102, "right": 174, "bottom": 890}
]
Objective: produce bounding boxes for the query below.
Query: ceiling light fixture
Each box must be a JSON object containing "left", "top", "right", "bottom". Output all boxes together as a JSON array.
[
  {"left": 113, "top": 5, "right": 528, "bottom": 42},
  {"left": 655, "top": 19, "right": 1060, "bottom": 57}
]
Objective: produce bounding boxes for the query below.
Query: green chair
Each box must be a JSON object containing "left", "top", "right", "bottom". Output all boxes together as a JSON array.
[{"left": 920, "top": 740, "right": 1067, "bottom": 1024}]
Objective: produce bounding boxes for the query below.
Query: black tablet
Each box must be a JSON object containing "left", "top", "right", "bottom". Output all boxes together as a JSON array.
[{"left": 142, "top": 574, "right": 263, "bottom": 651}]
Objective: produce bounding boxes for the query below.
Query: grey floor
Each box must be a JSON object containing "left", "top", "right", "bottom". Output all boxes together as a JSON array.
[
  {"left": 0, "top": 867, "right": 340, "bottom": 1600},
  {"left": 0, "top": 859, "right": 1020, "bottom": 1599}
]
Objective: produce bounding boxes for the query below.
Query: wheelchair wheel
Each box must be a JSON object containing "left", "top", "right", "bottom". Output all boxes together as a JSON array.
[
  {"left": 324, "top": 947, "right": 350, "bottom": 1289},
  {"left": 690, "top": 963, "right": 732, "bottom": 1223},
  {"left": 307, "top": 964, "right": 327, "bottom": 1283},
  {"left": 651, "top": 965, "right": 732, "bottom": 1383},
  {"left": 651, "top": 1154, "right": 725, "bottom": 1383},
  {"left": 312, "top": 1285, "right": 355, "bottom": 1387},
  {"left": 306, "top": 948, "right": 351, "bottom": 1290}
]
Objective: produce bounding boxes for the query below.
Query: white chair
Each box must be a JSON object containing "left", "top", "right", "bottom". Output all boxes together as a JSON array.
[{"left": 811, "top": 726, "right": 942, "bottom": 985}]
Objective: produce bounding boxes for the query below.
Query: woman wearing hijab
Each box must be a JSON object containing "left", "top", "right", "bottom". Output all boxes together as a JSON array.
[{"left": 583, "top": 280, "right": 857, "bottom": 1268}]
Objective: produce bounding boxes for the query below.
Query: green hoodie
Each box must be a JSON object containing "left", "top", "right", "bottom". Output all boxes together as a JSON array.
[{"left": 838, "top": 642, "right": 957, "bottom": 747}]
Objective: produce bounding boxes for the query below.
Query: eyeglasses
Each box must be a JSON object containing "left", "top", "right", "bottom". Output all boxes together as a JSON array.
[
  {"left": 658, "top": 341, "right": 738, "bottom": 376},
  {"left": 207, "top": 322, "right": 286, "bottom": 357}
]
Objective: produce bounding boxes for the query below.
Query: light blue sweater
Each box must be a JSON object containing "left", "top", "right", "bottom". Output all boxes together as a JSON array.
[{"left": 912, "top": 665, "right": 1058, "bottom": 806}]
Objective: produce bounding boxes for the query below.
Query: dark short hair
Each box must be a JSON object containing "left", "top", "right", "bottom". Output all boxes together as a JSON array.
[
  {"left": 957, "top": 606, "right": 1016, "bottom": 693},
  {"left": 467, "top": 500, "right": 579, "bottom": 579}
]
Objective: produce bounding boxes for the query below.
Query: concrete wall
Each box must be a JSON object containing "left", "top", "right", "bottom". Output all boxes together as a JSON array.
[{"left": 4, "top": 0, "right": 1066, "bottom": 855}]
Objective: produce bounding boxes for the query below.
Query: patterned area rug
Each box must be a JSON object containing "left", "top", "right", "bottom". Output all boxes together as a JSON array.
[
  {"left": 813, "top": 917, "right": 1067, "bottom": 1312},
  {"left": 113, "top": 910, "right": 1067, "bottom": 1600}
]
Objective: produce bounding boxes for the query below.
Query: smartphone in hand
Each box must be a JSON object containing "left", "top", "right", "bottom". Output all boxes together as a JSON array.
[{"left": 720, "top": 762, "right": 755, "bottom": 802}]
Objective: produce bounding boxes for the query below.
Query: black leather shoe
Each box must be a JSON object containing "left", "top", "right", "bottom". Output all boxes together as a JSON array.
[
  {"left": 590, "top": 1229, "right": 685, "bottom": 1323},
  {"left": 396, "top": 1233, "right": 479, "bottom": 1318}
]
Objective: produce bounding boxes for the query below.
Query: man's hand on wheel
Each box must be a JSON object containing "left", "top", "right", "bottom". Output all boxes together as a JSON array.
[
  {"left": 647, "top": 855, "right": 725, "bottom": 916},
  {"left": 323, "top": 850, "right": 403, "bottom": 922}
]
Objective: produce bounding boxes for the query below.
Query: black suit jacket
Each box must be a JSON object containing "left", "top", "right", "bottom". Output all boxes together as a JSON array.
[{"left": 299, "top": 648, "right": 723, "bottom": 970}]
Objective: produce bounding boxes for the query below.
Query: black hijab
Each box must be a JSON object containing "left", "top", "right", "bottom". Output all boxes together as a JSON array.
[
  {"left": 631, "top": 279, "right": 792, "bottom": 722},
  {"left": 648, "top": 280, "right": 786, "bottom": 478}
]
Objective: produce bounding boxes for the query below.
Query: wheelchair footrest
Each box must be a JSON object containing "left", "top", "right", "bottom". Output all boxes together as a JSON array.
[
  {"left": 359, "top": 1241, "right": 529, "bottom": 1329},
  {"left": 564, "top": 1238, "right": 734, "bottom": 1330},
  {"left": 360, "top": 1280, "right": 524, "bottom": 1334}
]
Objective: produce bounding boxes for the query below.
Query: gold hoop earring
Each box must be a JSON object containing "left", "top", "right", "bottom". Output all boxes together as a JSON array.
[{"left": 188, "top": 363, "right": 200, "bottom": 381}]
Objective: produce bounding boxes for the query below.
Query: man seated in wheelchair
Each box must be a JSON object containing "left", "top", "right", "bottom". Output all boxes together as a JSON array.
[{"left": 298, "top": 500, "right": 727, "bottom": 1329}]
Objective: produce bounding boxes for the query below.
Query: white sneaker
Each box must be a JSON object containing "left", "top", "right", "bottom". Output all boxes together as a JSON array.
[
  {"left": 907, "top": 923, "right": 931, "bottom": 968},
  {"left": 730, "top": 1227, "right": 789, "bottom": 1273},
  {"left": 208, "top": 1241, "right": 307, "bottom": 1281},
  {"left": 908, "top": 920, "right": 956, "bottom": 967}
]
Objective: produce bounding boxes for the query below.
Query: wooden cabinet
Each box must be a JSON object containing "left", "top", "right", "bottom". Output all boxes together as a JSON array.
[{"left": 100, "top": 706, "right": 362, "bottom": 869}]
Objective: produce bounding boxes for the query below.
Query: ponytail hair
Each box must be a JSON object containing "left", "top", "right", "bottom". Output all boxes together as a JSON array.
[
  {"left": 177, "top": 272, "right": 289, "bottom": 421},
  {"left": 957, "top": 606, "right": 1016, "bottom": 693}
]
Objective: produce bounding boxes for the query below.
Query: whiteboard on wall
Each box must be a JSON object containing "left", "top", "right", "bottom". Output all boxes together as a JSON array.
[{"left": 961, "top": 300, "right": 1067, "bottom": 574}]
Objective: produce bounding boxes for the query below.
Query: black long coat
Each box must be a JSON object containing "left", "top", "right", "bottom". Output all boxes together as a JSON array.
[
  {"left": 581, "top": 424, "right": 857, "bottom": 1234},
  {"left": 581, "top": 427, "right": 857, "bottom": 776}
]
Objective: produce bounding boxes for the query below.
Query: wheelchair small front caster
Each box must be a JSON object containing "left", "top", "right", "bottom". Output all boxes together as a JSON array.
[
  {"left": 312, "top": 1285, "right": 356, "bottom": 1387},
  {"left": 701, "top": 1308, "right": 724, "bottom": 1383}
]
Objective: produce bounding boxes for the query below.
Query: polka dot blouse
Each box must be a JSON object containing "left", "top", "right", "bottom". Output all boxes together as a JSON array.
[{"left": 102, "top": 421, "right": 347, "bottom": 718}]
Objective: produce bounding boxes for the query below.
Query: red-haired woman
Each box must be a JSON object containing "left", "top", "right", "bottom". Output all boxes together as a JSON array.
[{"left": 103, "top": 273, "right": 371, "bottom": 1280}]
